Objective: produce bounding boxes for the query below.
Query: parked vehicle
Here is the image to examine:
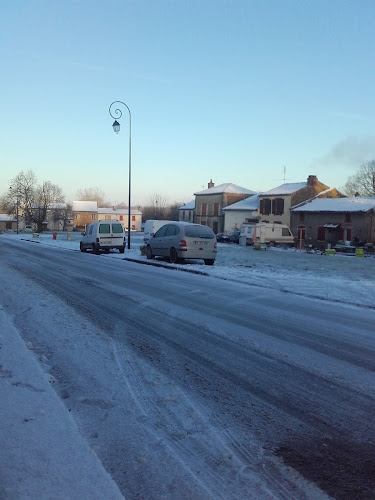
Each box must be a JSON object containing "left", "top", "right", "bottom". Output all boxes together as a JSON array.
[
  {"left": 229, "top": 230, "right": 241, "bottom": 243},
  {"left": 240, "top": 223, "right": 294, "bottom": 245},
  {"left": 216, "top": 233, "right": 230, "bottom": 243},
  {"left": 143, "top": 219, "right": 176, "bottom": 243},
  {"left": 80, "top": 220, "right": 125, "bottom": 254},
  {"left": 146, "top": 222, "right": 217, "bottom": 265}
]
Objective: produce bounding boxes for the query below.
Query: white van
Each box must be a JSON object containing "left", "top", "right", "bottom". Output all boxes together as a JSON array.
[
  {"left": 240, "top": 223, "right": 294, "bottom": 246},
  {"left": 80, "top": 220, "right": 125, "bottom": 254},
  {"left": 143, "top": 220, "right": 176, "bottom": 243}
]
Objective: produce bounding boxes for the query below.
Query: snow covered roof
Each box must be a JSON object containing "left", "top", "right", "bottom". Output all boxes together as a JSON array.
[
  {"left": 292, "top": 197, "right": 375, "bottom": 213},
  {"left": 72, "top": 201, "right": 98, "bottom": 212},
  {"left": 0, "top": 213, "right": 16, "bottom": 221},
  {"left": 98, "top": 208, "right": 142, "bottom": 215},
  {"left": 261, "top": 182, "right": 307, "bottom": 196},
  {"left": 223, "top": 194, "right": 259, "bottom": 211},
  {"left": 179, "top": 200, "right": 195, "bottom": 210},
  {"left": 49, "top": 202, "right": 67, "bottom": 210},
  {"left": 194, "top": 183, "right": 256, "bottom": 196}
]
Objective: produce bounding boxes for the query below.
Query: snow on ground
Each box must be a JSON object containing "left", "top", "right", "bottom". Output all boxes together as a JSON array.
[
  {"left": 1, "top": 231, "right": 374, "bottom": 499},
  {"left": 4, "top": 230, "right": 375, "bottom": 309}
]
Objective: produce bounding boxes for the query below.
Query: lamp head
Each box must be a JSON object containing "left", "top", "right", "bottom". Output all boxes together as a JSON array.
[{"left": 112, "top": 120, "right": 120, "bottom": 134}]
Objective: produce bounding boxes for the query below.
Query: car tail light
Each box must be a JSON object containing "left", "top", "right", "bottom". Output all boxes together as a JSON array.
[
  {"left": 214, "top": 242, "right": 217, "bottom": 250},
  {"left": 179, "top": 239, "right": 187, "bottom": 247},
  {"left": 96, "top": 237, "right": 100, "bottom": 243}
]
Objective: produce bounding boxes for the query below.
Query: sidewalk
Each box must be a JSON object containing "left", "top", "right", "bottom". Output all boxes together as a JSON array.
[{"left": 0, "top": 307, "right": 124, "bottom": 500}]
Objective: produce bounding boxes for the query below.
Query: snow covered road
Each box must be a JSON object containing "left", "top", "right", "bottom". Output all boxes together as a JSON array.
[{"left": 1, "top": 236, "right": 374, "bottom": 499}]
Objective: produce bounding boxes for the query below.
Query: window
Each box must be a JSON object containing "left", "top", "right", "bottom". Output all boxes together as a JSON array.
[
  {"left": 91, "top": 214, "right": 96, "bottom": 220},
  {"left": 282, "top": 227, "right": 292, "bottom": 236},
  {"left": 120, "top": 215, "right": 123, "bottom": 221},
  {"left": 182, "top": 210, "right": 185, "bottom": 220},
  {"left": 154, "top": 225, "right": 168, "bottom": 238},
  {"left": 112, "top": 223, "right": 123, "bottom": 233},
  {"left": 214, "top": 203, "right": 219, "bottom": 216},
  {"left": 105, "top": 215, "right": 111, "bottom": 220},
  {"left": 317, "top": 227, "right": 325, "bottom": 241},
  {"left": 74, "top": 213, "right": 78, "bottom": 220},
  {"left": 272, "top": 198, "right": 284, "bottom": 215},
  {"left": 99, "top": 223, "right": 110, "bottom": 233},
  {"left": 89, "top": 225, "right": 93, "bottom": 235},
  {"left": 132, "top": 215, "right": 135, "bottom": 221},
  {"left": 188, "top": 211, "right": 191, "bottom": 221},
  {"left": 298, "top": 213, "right": 305, "bottom": 222},
  {"left": 213, "top": 221, "right": 218, "bottom": 234},
  {"left": 345, "top": 213, "right": 351, "bottom": 223},
  {"left": 201, "top": 203, "right": 207, "bottom": 216},
  {"left": 260, "top": 198, "right": 271, "bottom": 215},
  {"left": 185, "top": 225, "right": 214, "bottom": 238}
]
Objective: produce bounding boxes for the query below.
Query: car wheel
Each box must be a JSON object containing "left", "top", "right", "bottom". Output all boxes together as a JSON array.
[
  {"left": 170, "top": 247, "right": 179, "bottom": 264},
  {"left": 93, "top": 244, "right": 100, "bottom": 255},
  {"left": 146, "top": 245, "right": 154, "bottom": 259},
  {"left": 80, "top": 243, "right": 86, "bottom": 253},
  {"left": 204, "top": 259, "right": 215, "bottom": 266}
]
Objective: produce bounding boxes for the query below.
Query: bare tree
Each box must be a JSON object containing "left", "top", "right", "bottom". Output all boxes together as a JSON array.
[
  {"left": 3, "top": 170, "right": 37, "bottom": 224},
  {"left": 342, "top": 160, "right": 375, "bottom": 196},
  {"left": 141, "top": 193, "right": 169, "bottom": 221},
  {"left": 32, "top": 181, "right": 65, "bottom": 232},
  {"left": 75, "top": 187, "right": 110, "bottom": 207},
  {"left": 167, "top": 201, "right": 185, "bottom": 221}
]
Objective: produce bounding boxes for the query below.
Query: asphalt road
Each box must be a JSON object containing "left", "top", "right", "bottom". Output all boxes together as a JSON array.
[{"left": 1, "top": 238, "right": 374, "bottom": 499}]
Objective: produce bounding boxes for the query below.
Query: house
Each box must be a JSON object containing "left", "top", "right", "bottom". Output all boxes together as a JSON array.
[
  {"left": 194, "top": 180, "right": 256, "bottom": 234},
  {"left": 0, "top": 214, "right": 17, "bottom": 232},
  {"left": 291, "top": 197, "right": 375, "bottom": 248},
  {"left": 179, "top": 200, "right": 195, "bottom": 222},
  {"left": 97, "top": 207, "right": 142, "bottom": 232},
  {"left": 222, "top": 194, "right": 259, "bottom": 233},
  {"left": 72, "top": 201, "right": 98, "bottom": 231},
  {"left": 258, "top": 175, "right": 344, "bottom": 229}
]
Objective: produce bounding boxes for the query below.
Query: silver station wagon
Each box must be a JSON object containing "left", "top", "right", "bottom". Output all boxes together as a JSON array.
[{"left": 146, "top": 222, "right": 217, "bottom": 265}]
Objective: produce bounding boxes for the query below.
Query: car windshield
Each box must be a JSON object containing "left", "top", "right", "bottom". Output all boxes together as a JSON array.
[{"left": 185, "top": 225, "right": 215, "bottom": 239}]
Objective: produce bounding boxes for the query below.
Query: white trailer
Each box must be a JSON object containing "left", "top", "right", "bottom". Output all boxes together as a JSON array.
[{"left": 240, "top": 223, "right": 294, "bottom": 246}]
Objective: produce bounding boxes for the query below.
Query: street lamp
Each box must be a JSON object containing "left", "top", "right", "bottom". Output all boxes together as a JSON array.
[
  {"left": 9, "top": 187, "right": 20, "bottom": 234},
  {"left": 109, "top": 101, "right": 132, "bottom": 250}
]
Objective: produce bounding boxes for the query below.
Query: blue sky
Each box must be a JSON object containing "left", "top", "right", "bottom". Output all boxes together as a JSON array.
[{"left": 1, "top": 0, "right": 375, "bottom": 206}]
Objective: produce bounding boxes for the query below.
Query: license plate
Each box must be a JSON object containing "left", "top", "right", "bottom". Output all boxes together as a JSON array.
[
  {"left": 194, "top": 241, "right": 208, "bottom": 245},
  {"left": 100, "top": 239, "right": 111, "bottom": 245}
]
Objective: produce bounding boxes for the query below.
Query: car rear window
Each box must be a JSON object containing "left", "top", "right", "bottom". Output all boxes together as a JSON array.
[
  {"left": 184, "top": 225, "right": 215, "bottom": 239},
  {"left": 112, "top": 223, "right": 123, "bottom": 233},
  {"left": 99, "top": 224, "right": 110, "bottom": 234}
]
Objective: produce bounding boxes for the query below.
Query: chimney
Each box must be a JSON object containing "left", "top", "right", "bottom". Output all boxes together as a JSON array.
[
  {"left": 208, "top": 179, "right": 214, "bottom": 189},
  {"left": 307, "top": 175, "right": 317, "bottom": 186}
]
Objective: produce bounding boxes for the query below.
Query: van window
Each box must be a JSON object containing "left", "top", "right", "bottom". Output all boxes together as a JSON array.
[
  {"left": 282, "top": 228, "right": 291, "bottom": 236},
  {"left": 99, "top": 224, "right": 110, "bottom": 234},
  {"left": 89, "top": 225, "right": 93, "bottom": 235},
  {"left": 112, "top": 223, "right": 123, "bottom": 233},
  {"left": 185, "top": 225, "right": 214, "bottom": 239}
]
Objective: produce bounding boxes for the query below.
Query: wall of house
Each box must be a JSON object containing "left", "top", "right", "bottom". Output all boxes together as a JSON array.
[
  {"left": 179, "top": 209, "right": 194, "bottom": 222},
  {"left": 195, "top": 193, "right": 251, "bottom": 233},
  {"left": 223, "top": 210, "right": 257, "bottom": 233},
  {"left": 73, "top": 212, "right": 97, "bottom": 230},
  {"left": 290, "top": 211, "right": 373, "bottom": 247},
  {"left": 258, "top": 195, "right": 292, "bottom": 226}
]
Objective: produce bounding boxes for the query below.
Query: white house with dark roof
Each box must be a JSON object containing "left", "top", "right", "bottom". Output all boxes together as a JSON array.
[
  {"left": 98, "top": 207, "right": 142, "bottom": 231},
  {"left": 291, "top": 197, "right": 375, "bottom": 247},
  {"left": 222, "top": 194, "right": 259, "bottom": 233},
  {"left": 194, "top": 180, "right": 256, "bottom": 233}
]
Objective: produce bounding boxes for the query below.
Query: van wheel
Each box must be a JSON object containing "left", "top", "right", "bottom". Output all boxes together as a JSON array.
[
  {"left": 146, "top": 245, "right": 154, "bottom": 259},
  {"left": 93, "top": 244, "right": 100, "bottom": 255},
  {"left": 80, "top": 243, "right": 86, "bottom": 253},
  {"left": 119, "top": 246, "right": 125, "bottom": 254},
  {"left": 170, "top": 247, "right": 179, "bottom": 264},
  {"left": 204, "top": 259, "right": 215, "bottom": 266}
]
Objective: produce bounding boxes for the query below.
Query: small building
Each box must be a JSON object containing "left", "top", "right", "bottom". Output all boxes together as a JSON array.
[
  {"left": 97, "top": 207, "right": 142, "bottom": 232},
  {"left": 179, "top": 200, "right": 195, "bottom": 222},
  {"left": 222, "top": 194, "right": 259, "bottom": 233},
  {"left": 291, "top": 197, "right": 375, "bottom": 248},
  {"left": 0, "top": 214, "right": 17, "bottom": 232},
  {"left": 258, "top": 175, "right": 343, "bottom": 229},
  {"left": 72, "top": 201, "right": 98, "bottom": 231},
  {"left": 194, "top": 180, "right": 256, "bottom": 234}
]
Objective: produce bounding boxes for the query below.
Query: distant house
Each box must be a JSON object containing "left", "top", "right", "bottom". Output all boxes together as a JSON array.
[
  {"left": 222, "top": 194, "right": 259, "bottom": 233},
  {"left": 194, "top": 180, "right": 256, "bottom": 233},
  {"left": 72, "top": 201, "right": 98, "bottom": 231},
  {"left": 0, "top": 214, "right": 16, "bottom": 232},
  {"left": 291, "top": 197, "right": 375, "bottom": 247},
  {"left": 179, "top": 200, "right": 195, "bottom": 222},
  {"left": 97, "top": 207, "right": 142, "bottom": 232},
  {"left": 258, "top": 175, "right": 344, "bottom": 229}
]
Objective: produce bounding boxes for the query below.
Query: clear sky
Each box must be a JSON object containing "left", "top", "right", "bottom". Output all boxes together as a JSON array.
[{"left": 1, "top": 0, "right": 375, "bottom": 206}]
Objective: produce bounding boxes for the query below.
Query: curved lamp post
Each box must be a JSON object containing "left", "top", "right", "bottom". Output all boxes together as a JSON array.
[{"left": 109, "top": 101, "right": 132, "bottom": 250}]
